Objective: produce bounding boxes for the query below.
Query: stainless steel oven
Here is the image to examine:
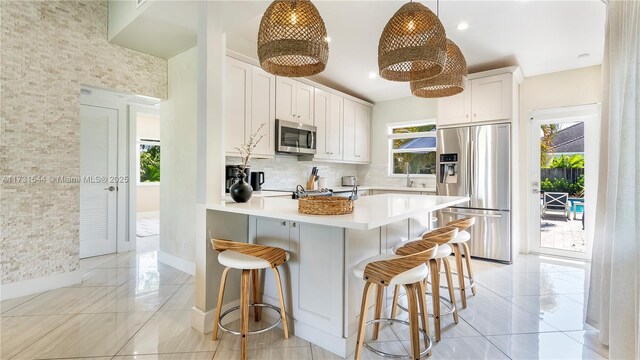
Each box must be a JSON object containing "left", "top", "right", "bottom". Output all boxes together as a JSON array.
[{"left": 276, "top": 119, "right": 316, "bottom": 155}]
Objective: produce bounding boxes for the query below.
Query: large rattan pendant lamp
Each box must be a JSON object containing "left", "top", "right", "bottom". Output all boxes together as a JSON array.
[
  {"left": 411, "top": 39, "right": 468, "bottom": 97},
  {"left": 378, "top": 1, "right": 447, "bottom": 82},
  {"left": 258, "top": 0, "right": 329, "bottom": 77}
]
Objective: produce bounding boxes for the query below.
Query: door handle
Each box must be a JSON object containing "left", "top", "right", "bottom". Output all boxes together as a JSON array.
[{"left": 104, "top": 186, "right": 116, "bottom": 192}]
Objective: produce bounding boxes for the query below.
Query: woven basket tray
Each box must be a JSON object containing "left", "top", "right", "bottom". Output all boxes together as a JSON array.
[{"left": 298, "top": 196, "right": 354, "bottom": 215}]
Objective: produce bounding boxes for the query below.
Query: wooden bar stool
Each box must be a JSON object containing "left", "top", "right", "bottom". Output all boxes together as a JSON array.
[
  {"left": 353, "top": 242, "right": 438, "bottom": 360},
  {"left": 390, "top": 226, "right": 460, "bottom": 342},
  {"left": 445, "top": 217, "right": 476, "bottom": 309},
  {"left": 210, "top": 239, "right": 289, "bottom": 360}
]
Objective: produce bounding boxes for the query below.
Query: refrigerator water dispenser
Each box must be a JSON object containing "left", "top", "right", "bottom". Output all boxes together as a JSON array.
[{"left": 439, "top": 153, "right": 459, "bottom": 183}]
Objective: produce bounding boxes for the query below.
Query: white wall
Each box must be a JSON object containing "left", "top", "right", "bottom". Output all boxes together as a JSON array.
[
  {"left": 160, "top": 46, "right": 198, "bottom": 263},
  {"left": 518, "top": 65, "right": 602, "bottom": 253},
  {"left": 358, "top": 96, "right": 438, "bottom": 188},
  {"left": 137, "top": 114, "right": 160, "bottom": 213}
]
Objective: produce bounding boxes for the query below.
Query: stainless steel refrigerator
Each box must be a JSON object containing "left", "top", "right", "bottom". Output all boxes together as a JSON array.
[{"left": 436, "top": 124, "right": 512, "bottom": 263}]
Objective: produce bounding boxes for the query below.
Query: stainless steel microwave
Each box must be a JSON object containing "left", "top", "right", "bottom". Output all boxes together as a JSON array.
[{"left": 276, "top": 119, "right": 317, "bottom": 155}]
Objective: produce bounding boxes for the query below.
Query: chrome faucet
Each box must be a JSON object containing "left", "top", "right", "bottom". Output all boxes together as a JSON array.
[{"left": 406, "top": 163, "right": 413, "bottom": 187}]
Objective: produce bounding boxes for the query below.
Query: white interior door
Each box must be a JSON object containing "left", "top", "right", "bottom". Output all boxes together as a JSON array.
[{"left": 80, "top": 105, "right": 118, "bottom": 258}]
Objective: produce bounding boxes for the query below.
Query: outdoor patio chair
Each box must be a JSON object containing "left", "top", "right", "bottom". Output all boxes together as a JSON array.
[{"left": 542, "top": 192, "right": 571, "bottom": 220}]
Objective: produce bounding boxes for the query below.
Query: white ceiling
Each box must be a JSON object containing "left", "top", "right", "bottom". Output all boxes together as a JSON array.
[
  {"left": 110, "top": 1, "right": 605, "bottom": 103},
  {"left": 225, "top": 0, "right": 606, "bottom": 103}
]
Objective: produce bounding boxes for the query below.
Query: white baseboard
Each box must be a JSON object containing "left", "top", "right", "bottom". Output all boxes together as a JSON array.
[
  {"left": 0, "top": 270, "right": 82, "bottom": 300},
  {"left": 191, "top": 299, "right": 240, "bottom": 334},
  {"left": 158, "top": 250, "right": 195, "bottom": 276}
]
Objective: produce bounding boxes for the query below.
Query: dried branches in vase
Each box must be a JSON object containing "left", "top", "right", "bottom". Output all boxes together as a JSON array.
[
  {"left": 229, "top": 123, "right": 266, "bottom": 203},
  {"left": 234, "top": 123, "right": 266, "bottom": 173}
]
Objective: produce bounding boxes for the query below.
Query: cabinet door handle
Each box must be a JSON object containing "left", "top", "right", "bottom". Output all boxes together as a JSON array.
[
  {"left": 473, "top": 113, "right": 477, "bottom": 117},
  {"left": 466, "top": 114, "right": 469, "bottom": 118},
  {"left": 291, "top": 222, "right": 297, "bottom": 228},
  {"left": 281, "top": 221, "right": 287, "bottom": 226}
]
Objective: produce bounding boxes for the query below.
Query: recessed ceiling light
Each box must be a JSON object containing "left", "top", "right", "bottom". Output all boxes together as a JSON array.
[
  {"left": 324, "top": 36, "right": 331, "bottom": 43},
  {"left": 368, "top": 72, "right": 378, "bottom": 79},
  {"left": 457, "top": 22, "right": 469, "bottom": 31},
  {"left": 578, "top": 53, "right": 590, "bottom": 59}
]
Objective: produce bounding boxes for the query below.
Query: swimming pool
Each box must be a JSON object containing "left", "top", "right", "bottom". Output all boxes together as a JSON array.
[{"left": 569, "top": 198, "right": 584, "bottom": 213}]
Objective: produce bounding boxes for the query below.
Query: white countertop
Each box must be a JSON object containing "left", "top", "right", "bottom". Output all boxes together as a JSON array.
[{"left": 207, "top": 194, "right": 468, "bottom": 230}]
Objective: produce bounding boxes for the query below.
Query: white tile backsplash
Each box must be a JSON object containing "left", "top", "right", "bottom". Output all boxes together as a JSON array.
[
  {"left": 226, "top": 156, "right": 437, "bottom": 190},
  {"left": 226, "top": 155, "right": 361, "bottom": 190}
]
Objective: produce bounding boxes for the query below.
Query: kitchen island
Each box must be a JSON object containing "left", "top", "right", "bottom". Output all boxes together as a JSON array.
[{"left": 193, "top": 194, "right": 468, "bottom": 357}]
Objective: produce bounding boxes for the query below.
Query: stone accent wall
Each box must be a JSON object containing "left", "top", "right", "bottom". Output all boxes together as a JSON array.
[{"left": 0, "top": 1, "right": 167, "bottom": 284}]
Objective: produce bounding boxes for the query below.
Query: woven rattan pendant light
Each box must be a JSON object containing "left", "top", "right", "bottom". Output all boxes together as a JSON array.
[
  {"left": 411, "top": 39, "right": 467, "bottom": 98},
  {"left": 378, "top": 1, "right": 447, "bottom": 82},
  {"left": 258, "top": 0, "right": 329, "bottom": 77}
]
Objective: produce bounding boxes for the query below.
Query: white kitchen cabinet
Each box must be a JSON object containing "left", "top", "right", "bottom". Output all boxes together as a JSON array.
[
  {"left": 355, "top": 103, "right": 371, "bottom": 162},
  {"left": 224, "top": 57, "right": 275, "bottom": 157},
  {"left": 437, "top": 89, "right": 471, "bottom": 126},
  {"left": 470, "top": 73, "right": 512, "bottom": 122},
  {"left": 276, "top": 77, "right": 314, "bottom": 126},
  {"left": 314, "top": 89, "right": 343, "bottom": 160},
  {"left": 437, "top": 71, "right": 514, "bottom": 126},
  {"left": 343, "top": 99, "right": 371, "bottom": 163},
  {"left": 224, "top": 58, "right": 250, "bottom": 154},
  {"left": 253, "top": 217, "right": 344, "bottom": 337},
  {"left": 250, "top": 67, "right": 276, "bottom": 156}
]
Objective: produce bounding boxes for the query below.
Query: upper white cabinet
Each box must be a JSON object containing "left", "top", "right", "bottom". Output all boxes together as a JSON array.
[
  {"left": 224, "top": 57, "right": 275, "bottom": 157},
  {"left": 314, "top": 90, "right": 343, "bottom": 161},
  {"left": 225, "top": 55, "right": 373, "bottom": 163},
  {"left": 471, "top": 73, "right": 512, "bottom": 122},
  {"left": 437, "top": 69, "right": 519, "bottom": 127},
  {"left": 276, "top": 77, "right": 314, "bottom": 126},
  {"left": 224, "top": 58, "right": 250, "bottom": 155},
  {"left": 250, "top": 67, "right": 276, "bottom": 156},
  {"left": 343, "top": 99, "right": 371, "bottom": 163},
  {"left": 437, "top": 90, "right": 471, "bottom": 126}
]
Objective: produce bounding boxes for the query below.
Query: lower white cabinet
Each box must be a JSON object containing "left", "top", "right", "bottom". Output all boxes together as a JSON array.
[{"left": 253, "top": 217, "right": 344, "bottom": 336}]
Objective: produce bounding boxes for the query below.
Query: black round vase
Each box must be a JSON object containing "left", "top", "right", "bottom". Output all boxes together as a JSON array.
[{"left": 229, "top": 173, "right": 253, "bottom": 203}]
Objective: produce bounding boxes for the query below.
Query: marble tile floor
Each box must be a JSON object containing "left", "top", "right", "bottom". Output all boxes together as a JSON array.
[{"left": 1, "top": 250, "right": 607, "bottom": 360}]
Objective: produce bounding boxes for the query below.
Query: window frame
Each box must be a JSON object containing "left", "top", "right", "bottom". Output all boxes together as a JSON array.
[
  {"left": 137, "top": 137, "right": 161, "bottom": 186},
  {"left": 387, "top": 119, "right": 438, "bottom": 178}
]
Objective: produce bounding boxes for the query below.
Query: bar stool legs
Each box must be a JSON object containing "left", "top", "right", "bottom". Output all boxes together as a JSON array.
[
  {"left": 462, "top": 243, "right": 476, "bottom": 296},
  {"left": 212, "top": 267, "right": 231, "bottom": 341},
  {"left": 251, "top": 270, "right": 261, "bottom": 322},
  {"left": 271, "top": 267, "right": 289, "bottom": 339},
  {"left": 452, "top": 244, "right": 469, "bottom": 309},
  {"left": 354, "top": 282, "right": 373, "bottom": 360},
  {"left": 240, "top": 270, "right": 250, "bottom": 360},
  {"left": 441, "top": 258, "right": 459, "bottom": 324},
  {"left": 428, "top": 260, "right": 441, "bottom": 342},
  {"left": 372, "top": 285, "right": 385, "bottom": 340}
]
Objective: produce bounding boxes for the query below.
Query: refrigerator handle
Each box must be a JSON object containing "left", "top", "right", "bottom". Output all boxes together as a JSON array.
[
  {"left": 469, "top": 138, "right": 474, "bottom": 197},
  {"left": 442, "top": 210, "right": 502, "bottom": 218}
]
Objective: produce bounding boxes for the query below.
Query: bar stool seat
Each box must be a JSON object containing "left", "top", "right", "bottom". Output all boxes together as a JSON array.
[
  {"left": 434, "top": 243, "right": 453, "bottom": 258},
  {"left": 218, "top": 251, "right": 290, "bottom": 270},
  {"left": 353, "top": 254, "right": 429, "bottom": 286},
  {"left": 448, "top": 230, "right": 471, "bottom": 244}
]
